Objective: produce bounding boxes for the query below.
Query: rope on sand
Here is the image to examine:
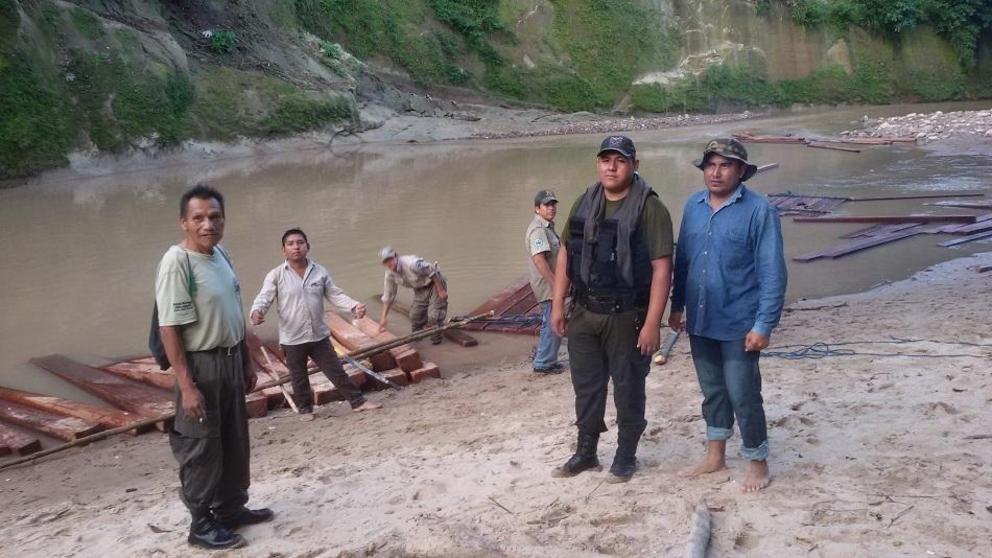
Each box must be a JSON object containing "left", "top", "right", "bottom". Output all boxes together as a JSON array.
[
  {"left": 764, "top": 338, "right": 992, "bottom": 360},
  {"left": 684, "top": 501, "right": 711, "bottom": 558}
]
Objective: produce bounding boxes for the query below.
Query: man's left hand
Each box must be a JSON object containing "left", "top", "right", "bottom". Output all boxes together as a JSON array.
[
  {"left": 352, "top": 303, "right": 367, "bottom": 319},
  {"left": 637, "top": 325, "right": 660, "bottom": 356},
  {"left": 744, "top": 331, "right": 770, "bottom": 352}
]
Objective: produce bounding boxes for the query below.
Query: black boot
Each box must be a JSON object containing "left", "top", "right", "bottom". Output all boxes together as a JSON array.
[
  {"left": 607, "top": 433, "right": 640, "bottom": 483},
  {"left": 551, "top": 431, "right": 601, "bottom": 478},
  {"left": 188, "top": 514, "right": 247, "bottom": 550}
]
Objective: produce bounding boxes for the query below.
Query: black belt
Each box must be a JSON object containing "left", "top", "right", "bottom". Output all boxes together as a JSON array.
[
  {"left": 190, "top": 341, "right": 242, "bottom": 356},
  {"left": 576, "top": 291, "right": 647, "bottom": 314}
]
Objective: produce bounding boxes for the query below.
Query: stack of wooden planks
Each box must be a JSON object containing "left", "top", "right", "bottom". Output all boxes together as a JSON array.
[
  {"left": 325, "top": 312, "right": 439, "bottom": 385},
  {"left": 792, "top": 212, "right": 992, "bottom": 261},
  {"left": 459, "top": 277, "right": 543, "bottom": 335}
]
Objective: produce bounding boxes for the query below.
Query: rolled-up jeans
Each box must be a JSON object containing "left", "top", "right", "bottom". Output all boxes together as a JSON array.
[
  {"left": 688, "top": 335, "right": 769, "bottom": 461},
  {"left": 533, "top": 300, "right": 562, "bottom": 369}
]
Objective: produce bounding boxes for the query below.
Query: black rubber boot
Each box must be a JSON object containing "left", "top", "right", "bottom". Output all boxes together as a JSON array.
[
  {"left": 188, "top": 514, "right": 247, "bottom": 550},
  {"left": 606, "top": 433, "right": 640, "bottom": 483},
  {"left": 551, "top": 431, "right": 602, "bottom": 478}
]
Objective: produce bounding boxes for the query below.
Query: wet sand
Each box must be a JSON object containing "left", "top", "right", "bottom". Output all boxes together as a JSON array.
[{"left": 2, "top": 251, "right": 990, "bottom": 557}]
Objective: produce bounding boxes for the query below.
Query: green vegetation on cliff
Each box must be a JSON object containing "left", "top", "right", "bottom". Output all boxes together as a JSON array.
[{"left": 785, "top": 0, "right": 992, "bottom": 66}]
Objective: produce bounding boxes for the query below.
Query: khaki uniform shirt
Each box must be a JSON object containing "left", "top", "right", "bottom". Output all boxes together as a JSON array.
[
  {"left": 155, "top": 245, "right": 245, "bottom": 351},
  {"left": 250, "top": 260, "right": 359, "bottom": 346},
  {"left": 526, "top": 214, "right": 560, "bottom": 302},
  {"left": 381, "top": 255, "right": 437, "bottom": 304}
]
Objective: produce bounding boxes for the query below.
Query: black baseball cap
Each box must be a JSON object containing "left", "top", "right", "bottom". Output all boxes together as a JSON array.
[{"left": 597, "top": 135, "right": 636, "bottom": 160}]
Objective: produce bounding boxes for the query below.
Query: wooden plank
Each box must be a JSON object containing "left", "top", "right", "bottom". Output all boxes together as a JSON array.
[
  {"left": 848, "top": 193, "right": 985, "bottom": 202},
  {"left": 793, "top": 228, "right": 924, "bottom": 262},
  {"left": 468, "top": 277, "right": 531, "bottom": 316},
  {"left": 0, "top": 386, "right": 145, "bottom": 433},
  {"left": 0, "top": 400, "right": 103, "bottom": 441},
  {"left": 939, "top": 230, "right": 992, "bottom": 247},
  {"left": 794, "top": 215, "right": 977, "bottom": 224},
  {"left": 948, "top": 220, "right": 992, "bottom": 235},
  {"left": 0, "top": 422, "right": 41, "bottom": 455},
  {"left": 806, "top": 142, "right": 861, "bottom": 153},
  {"left": 326, "top": 312, "right": 396, "bottom": 371},
  {"left": 243, "top": 333, "right": 295, "bottom": 408},
  {"left": 926, "top": 200, "right": 992, "bottom": 210},
  {"left": 351, "top": 317, "right": 424, "bottom": 373},
  {"left": 384, "top": 298, "right": 479, "bottom": 346},
  {"left": 101, "top": 359, "right": 175, "bottom": 390},
  {"left": 755, "top": 163, "right": 779, "bottom": 173},
  {"left": 841, "top": 222, "right": 922, "bottom": 238},
  {"left": 29, "top": 355, "right": 174, "bottom": 421}
]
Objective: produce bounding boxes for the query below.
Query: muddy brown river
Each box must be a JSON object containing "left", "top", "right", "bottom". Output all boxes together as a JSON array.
[{"left": 1, "top": 102, "right": 991, "bottom": 398}]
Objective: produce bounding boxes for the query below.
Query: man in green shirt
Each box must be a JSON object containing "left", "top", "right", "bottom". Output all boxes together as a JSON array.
[
  {"left": 551, "top": 136, "right": 674, "bottom": 483},
  {"left": 156, "top": 184, "right": 273, "bottom": 550}
]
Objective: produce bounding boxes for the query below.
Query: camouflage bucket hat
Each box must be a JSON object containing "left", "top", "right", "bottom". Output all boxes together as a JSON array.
[{"left": 693, "top": 138, "right": 759, "bottom": 182}]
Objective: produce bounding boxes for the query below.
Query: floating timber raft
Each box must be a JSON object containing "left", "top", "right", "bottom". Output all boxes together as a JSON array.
[
  {"left": 459, "top": 277, "right": 543, "bottom": 335},
  {"left": 0, "top": 317, "right": 442, "bottom": 464}
]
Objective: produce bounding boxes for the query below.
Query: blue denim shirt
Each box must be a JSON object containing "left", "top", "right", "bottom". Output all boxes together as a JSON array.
[{"left": 671, "top": 184, "right": 787, "bottom": 341}]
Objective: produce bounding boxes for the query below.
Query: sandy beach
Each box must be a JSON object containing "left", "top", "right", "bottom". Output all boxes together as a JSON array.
[{"left": 2, "top": 248, "right": 990, "bottom": 557}]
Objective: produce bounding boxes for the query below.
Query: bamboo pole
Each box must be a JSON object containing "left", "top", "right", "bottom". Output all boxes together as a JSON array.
[{"left": 0, "top": 311, "right": 493, "bottom": 471}]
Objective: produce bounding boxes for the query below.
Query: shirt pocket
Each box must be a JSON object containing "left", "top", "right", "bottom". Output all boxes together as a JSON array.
[{"left": 721, "top": 228, "right": 752, "bottom": 269}]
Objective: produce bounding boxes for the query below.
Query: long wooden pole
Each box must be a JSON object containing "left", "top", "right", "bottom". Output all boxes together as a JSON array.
[{"left": 0, "top": 311, "right": 492, "bottom": 471}]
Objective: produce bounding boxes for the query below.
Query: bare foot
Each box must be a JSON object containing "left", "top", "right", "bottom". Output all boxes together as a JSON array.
[
  {"left": 742, "top": 460, "right": 771, "bottom": 492},
  {"left": 353, "top": 400, "right": 382, "bottom": 413},
  {"left": 679, "top": 440, "right": 727, "bottom": 478},
  {"left": 299, "top": 412, "right": 315, "bottom": 422},
  {"left": 678, "top": 457, "right": 726, "bottom": 478}
]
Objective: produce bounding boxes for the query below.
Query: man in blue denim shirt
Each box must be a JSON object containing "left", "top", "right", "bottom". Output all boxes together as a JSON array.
[{"left": 669, "top": 138, "right": 787, "bottom": 492}]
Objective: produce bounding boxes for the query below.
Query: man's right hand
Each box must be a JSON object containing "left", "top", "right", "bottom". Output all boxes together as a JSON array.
[
  {"left": 551, "top": 304, "right": 567, "bottom": 337},
  {"left": 668, "top": 311, "right": 684, "bottom": 332},
  {"left": 250, "top": 310, "right": 264, "bottom": 325},
  {"left": 180, "top": 384, "right": 206, "bottom": 420}
]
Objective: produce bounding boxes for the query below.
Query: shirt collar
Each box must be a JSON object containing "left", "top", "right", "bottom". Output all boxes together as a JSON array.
[
  {"left": 697, "top": 183, "right": 747, "bottom": 207},
  {"left": 532, "top": 214, "right": 553, "bottom": 228},
  {"left": 283, "top": 259, "right": 313, "bottom": 272}
]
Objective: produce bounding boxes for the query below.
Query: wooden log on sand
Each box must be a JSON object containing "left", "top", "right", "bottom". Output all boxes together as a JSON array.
[
  {"left": 101, "top": 357, "right": 174, "bottom": 390},
  {"left": 0, "top": 422, "right": 41, "bottom": 456},
  {"left": 29, "top": 355, "right": 174, "bottom": 431},
  {"left": 352, "top": 317, "right": 424, "bottom": 373},
  {"left": 386, "top": 298, "right": 479, "bottom": 346},
  {"left": 104, "top": 355, "right": 267, "bottom": 418},
  {"left": 326, "top": 312, "right": 397, "bottom": 371},
  {"left": 0, "top": 400, "right": 103, "bottom": 441},
  {"left": 0, "top": 386, "right": 147, "bottom": 433}
]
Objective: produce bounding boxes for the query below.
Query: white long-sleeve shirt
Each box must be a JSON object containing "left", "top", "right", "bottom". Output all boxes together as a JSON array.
[{"left": 251, "top": 260, "right": 359, "bottom": 346}]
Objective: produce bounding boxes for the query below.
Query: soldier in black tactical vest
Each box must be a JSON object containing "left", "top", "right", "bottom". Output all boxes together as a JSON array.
[{"left": 550, "top": 136, "right": 674, "bottom": 483}]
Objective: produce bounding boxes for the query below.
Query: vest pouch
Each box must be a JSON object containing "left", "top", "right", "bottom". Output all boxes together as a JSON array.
[{"left": 590, "top": 220, "right": 620, "bottom": 288}]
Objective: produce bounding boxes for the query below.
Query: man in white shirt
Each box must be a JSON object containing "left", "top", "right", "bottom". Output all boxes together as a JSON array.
[
  {"left": 250, "top": 229, "right": 381, "bottom": 418},
  {"left": 377, "top": 246, "right": 448, "bottom": 344}
]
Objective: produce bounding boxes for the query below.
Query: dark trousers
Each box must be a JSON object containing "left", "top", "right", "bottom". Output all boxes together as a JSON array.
[
  {"left": 282, "top": 337, "right": 365, "bottom": 410},
  {"left": 688, "top": 335, "right": 769, "bottom": 461},
  {"left": 566, "top": 305, "right": 650, "bottom": 439},
  {"left": 170, "top": 344, "right": 250, "bottom": 521}
]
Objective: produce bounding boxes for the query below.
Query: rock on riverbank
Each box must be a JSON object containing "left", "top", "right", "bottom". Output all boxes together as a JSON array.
[{"left": 844, "top": 109, "right": 992, "bottom": 143}]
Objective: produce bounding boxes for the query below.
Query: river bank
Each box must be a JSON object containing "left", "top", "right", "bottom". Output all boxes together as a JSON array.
[{"left": 2, "top": 250, "right": 990, "bottom": 557}]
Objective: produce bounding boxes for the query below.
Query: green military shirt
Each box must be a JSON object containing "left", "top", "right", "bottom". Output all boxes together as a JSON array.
[{"left": 561, "top": 188, "right": 675, "bottom": 260}]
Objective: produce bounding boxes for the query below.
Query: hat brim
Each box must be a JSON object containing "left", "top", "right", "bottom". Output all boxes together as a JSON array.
[
  {"left": 693, "top": 155, "right": 758, "bottom": 182},
  {"left": 597, "top": 148, "right": 635, "bottom": 160}
]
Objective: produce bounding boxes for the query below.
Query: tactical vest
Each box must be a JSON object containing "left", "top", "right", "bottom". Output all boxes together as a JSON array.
[{"left": 567, "top": 197, "right": 654, "bottom": 312}]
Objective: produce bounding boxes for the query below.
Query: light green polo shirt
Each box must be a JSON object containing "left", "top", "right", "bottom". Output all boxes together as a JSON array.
[
  {"left": 526, "top": 214, "right": 560, "bottom": 302},
  {"left": 155, "top": 245, "right": 245, "bottom": 351}
]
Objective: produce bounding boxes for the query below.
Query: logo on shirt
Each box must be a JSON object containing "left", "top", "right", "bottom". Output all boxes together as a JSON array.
[{"left": 534, "top": 238, "right": 544, "bottom": 247}]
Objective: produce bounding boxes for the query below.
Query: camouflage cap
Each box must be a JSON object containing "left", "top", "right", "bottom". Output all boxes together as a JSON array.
[{"left": 693, "top": 138, "right": 758, "bottom": 182}]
